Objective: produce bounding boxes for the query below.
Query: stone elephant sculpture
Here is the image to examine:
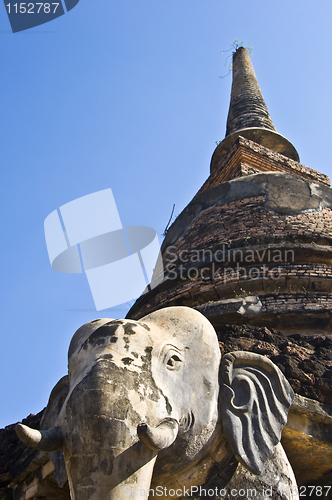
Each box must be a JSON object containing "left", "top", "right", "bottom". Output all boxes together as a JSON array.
[{"left": 16, "top": 306, "right": 297, "bottom": 500}]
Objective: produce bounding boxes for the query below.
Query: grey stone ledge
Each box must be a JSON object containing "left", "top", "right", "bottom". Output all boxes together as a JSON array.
[{"left": 287, "top": 394, "right": 332, "bottom": 444}]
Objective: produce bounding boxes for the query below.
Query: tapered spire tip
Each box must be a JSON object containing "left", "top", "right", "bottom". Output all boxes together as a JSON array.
[{"left": 211, "top": 47, "right": 299, "bottom": 173}]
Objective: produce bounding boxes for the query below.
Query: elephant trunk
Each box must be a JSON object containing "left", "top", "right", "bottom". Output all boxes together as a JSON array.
[
  {"left": 90, "top": 453, "right": 158, "bottom": 500},
  {"left": 65, "top": 417, "right": 177, "bottom": 500},
  {"left": 15, "top": 423, "right": 63, "bottom": 451},
  {"left": 70, "top": 451, "right": 158, "bottom": 500},
  {"left": 84, "top": 420, "right": 178, "bottom": 500}
]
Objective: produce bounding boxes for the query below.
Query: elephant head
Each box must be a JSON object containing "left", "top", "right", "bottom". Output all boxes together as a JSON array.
[{"left": 16, "top": 306, "right": 295, "bottom": 500}]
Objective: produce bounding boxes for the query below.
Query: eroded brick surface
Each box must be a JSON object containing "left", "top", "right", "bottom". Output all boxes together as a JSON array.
[{"left": 216, "top": 324, "right": 332, "bottom": 405}]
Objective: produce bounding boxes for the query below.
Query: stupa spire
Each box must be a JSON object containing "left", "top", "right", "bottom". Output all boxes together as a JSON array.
[
  {"left": 210, "top": 47, "right": 299, "bottom": 173},
  {"left": 226, "top": 46, "right": 276, "bottom": 136}
]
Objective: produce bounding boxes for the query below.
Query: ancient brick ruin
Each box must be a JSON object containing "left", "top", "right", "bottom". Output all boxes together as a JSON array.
[
  {"left": 1, "top": 46, "right": 332, "bottom": 499},
  {"left": 128, "top": 47, "right": 332, "bottom": 495}
]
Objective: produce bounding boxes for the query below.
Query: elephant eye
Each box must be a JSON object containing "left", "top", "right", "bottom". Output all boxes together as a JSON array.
[{"left": 164, "top": 351, "right": 183, "bottom": 371}]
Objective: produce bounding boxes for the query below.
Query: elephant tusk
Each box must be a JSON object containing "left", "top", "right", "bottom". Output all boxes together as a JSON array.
[
  {"left": 137, "top": 418, "right": 179, "bottom": 451},
  {"left": 15, "top": 423, "right": 63, "bottom": 451}
]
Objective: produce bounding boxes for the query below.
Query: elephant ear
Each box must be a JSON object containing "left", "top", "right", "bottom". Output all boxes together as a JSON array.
[
  {"left": 40, "top": 375, "right": 69, "bottom": 488},
  {"left": 219, "top": 351, "right": 294, "bottom": 475}
]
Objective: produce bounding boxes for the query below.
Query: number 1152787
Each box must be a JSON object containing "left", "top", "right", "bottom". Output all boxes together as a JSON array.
[{"left": 6, "top": 3, "right": 59, "bottom": 14}]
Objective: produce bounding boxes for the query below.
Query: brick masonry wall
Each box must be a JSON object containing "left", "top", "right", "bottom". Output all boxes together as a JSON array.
[
  {"left": 163, "top": 196, "right": 332, "bottom": 273},
  {"left": 129, "top": 190, "right": 332, "bottom": 323},
  {"left": 261, "top": 293, "right": 332, "bottom": 314},
  {"left": 202, "top": 136, "right": 330, "bottom": 198},
  {"left": 229, "top": 163, "right": 261, "bottom": 179}
]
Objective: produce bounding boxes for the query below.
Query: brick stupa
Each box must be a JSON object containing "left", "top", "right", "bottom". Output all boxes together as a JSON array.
[
  {"left": 128, "top": 47, "right": 332, "bottom": 339},
  {"left": 2, "top": 48, "right": 332, "bottom": 499},
  {"left": 126, "top": 47, "right": 332, "bottom": 489}
]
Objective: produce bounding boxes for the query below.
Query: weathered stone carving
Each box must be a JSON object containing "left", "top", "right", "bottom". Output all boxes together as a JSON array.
[{"left": 15, "top": 306, "right": 297, "bottom": 499}]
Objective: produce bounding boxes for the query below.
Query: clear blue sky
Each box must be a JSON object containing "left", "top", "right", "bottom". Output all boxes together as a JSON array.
[{"left": 1, "top": 0, "right": 332, "bottom": 428}]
